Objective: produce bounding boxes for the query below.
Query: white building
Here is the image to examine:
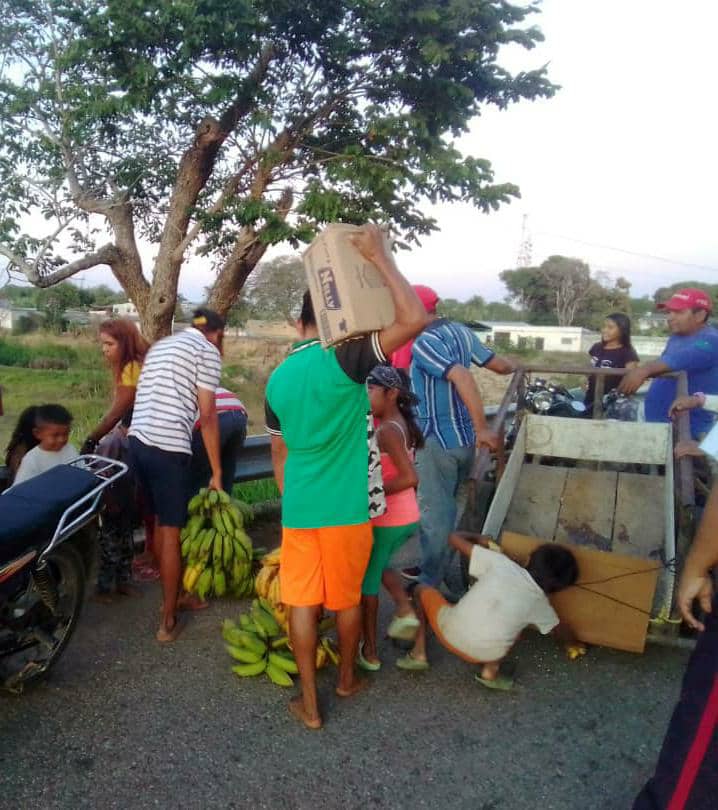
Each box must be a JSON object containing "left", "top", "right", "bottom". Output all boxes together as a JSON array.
[
  {"left": 478, "top": 321, "right": 599, "bottom": 353},
  {"left": 112, "top": 301, "right": 138, "bottom": 317}
]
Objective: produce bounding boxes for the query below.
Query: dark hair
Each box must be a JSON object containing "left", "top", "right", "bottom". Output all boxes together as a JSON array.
[
  {"left": 526, "top": 544, "right": 578, "bottom": 594},
  {"left": 192, "top": 307, "right": 225, "bottom": 333},
  {"left": 35, "top": 404, "right": 73, "bottom": 428},
  {"left": 395, "top": 368, "right": 425, "bottom": 450},
  {"left": 299, "top": 290, "right": 316, "bottom": 328},
  {"left": 604, "top": 313, "right": 634, "bottom": 351},
  {"left": 5, "top": 406, "right": 39, "bottom": 466},
  {"left": 99, "top": 318, "right": 149, "bottom": 382}
]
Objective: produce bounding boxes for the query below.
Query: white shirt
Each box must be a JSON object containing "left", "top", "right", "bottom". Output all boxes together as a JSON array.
[
  {"left": 438, "top": 546, "right": 560, "bottom": 662},
  {"left": 13, "top": 443, "right": 79, "bottom": 486},
  {"left": 129, "top": 328, "right": 221, "bottom": 455}
]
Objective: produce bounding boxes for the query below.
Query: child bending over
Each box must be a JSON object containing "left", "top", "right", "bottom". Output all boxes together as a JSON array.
[
  {"left": 398, "top": 532, "right": 580, "bottom": 689},
  {"left": 12, "top": 404, "right": 78, "bottom": 486}
]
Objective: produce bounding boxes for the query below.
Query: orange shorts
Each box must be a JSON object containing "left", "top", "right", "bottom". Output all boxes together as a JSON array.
[
  {"left": 419, "top": 587, "right": 483, "bottom": 665},
  {"left": 280, "top": 523, "right": 373, "bottom": 612}
]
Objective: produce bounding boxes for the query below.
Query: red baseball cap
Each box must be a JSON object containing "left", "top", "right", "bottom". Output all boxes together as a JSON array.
[
  {"left": 413, "top": 284, "right": 439, "bottom": 313},
  {"left": 657, "top": 288, "right": 713, "bottom": 312}
]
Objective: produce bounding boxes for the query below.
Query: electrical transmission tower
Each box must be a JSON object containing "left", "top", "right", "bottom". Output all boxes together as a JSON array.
[{"left": 517, "top": 213, "right": 533, "bottom": 268}]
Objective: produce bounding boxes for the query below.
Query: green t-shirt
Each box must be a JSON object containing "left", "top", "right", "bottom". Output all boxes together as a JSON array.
[{"left": 265, "top": 334, "right": 386, "bottom": 528}]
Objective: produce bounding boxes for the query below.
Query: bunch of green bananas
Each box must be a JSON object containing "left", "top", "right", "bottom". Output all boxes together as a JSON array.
[
  {"left": 180, "top": 487, "right": 256, "bottom": 599},
  {"left": 223, "top": 600, "right": 341, "bottom": 687},
  {"left": 223, "top": 600, "right": 298, "bottom": 687}
]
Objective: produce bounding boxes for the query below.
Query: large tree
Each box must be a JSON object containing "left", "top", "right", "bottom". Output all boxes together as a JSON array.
[
  {"left": 244, "top": 255, "right": 306, "bottom": 323},
  {"left": 0, "top": 0, "right": 555, "bottom": 339},
  {"left": 501, "top": 257, "right": 632, "bottom": 327}
]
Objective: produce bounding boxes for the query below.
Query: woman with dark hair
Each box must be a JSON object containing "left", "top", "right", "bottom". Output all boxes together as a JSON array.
[
  {"left": 585, "top": 312, "right": 640, "bottom": 411},
  {"left": 80, "top": 318, "right": 150, "bottom": 600}
]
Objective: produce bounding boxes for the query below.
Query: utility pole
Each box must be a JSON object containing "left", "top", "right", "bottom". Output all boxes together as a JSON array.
[{"left": 517, "top": 213, "right": 533, "bottom": 268}]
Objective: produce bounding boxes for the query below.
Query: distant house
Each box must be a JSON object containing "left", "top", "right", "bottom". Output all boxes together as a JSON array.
[
  {"left": 0, "top": 300, "right": 42, "bottom": 331},
  {"left": 637, "top": 312, "right": 668, "bottom": 332},
  {"left": 478, "top": 321, "right": 599, "bottom": 353},
  {"left": 112, "top": 301, "right": 139, "bottom": 317}
]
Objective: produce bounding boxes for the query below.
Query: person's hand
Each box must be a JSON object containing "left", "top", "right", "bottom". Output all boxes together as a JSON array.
[
  {"left": 669, "top": 394, "right": 702, "bottom": 418},
  {"left": 80, "top": 437, "right": 98, "bottom": 455},
  {"left": 677, "top": 568, "right": 714, "bottom": 632},
  {"left": 208, "top": 472, "right": 223, "bottom": 492},
  {"left": 618, "top": 368, "right": 649, "bottom": 395},
  {"left": 475, "top": 428, "right": 500, "bottom": 452},
  {"left": 674, "top": 440, "right": 704, "bottom": 460},
  {"left": 350, "top": 224, "right": 390, "bottom": 269}
]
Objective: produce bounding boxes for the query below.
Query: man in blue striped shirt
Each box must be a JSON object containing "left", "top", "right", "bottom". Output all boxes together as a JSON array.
[{"left": 405, "top": 295, "right": 514, "bottom": 589}]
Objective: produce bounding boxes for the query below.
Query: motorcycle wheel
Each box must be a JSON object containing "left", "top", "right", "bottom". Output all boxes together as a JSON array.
[{"left": 1, "top": 544, "right": 85, "bottom": 692}]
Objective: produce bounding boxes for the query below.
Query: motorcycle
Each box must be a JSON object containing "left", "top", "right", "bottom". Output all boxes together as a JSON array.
[
  {"left": 522, "top": 377, "right": 588, "bottom": 417},
  {"left": 0, "top": 456, "right": 126, "bottom": 692}
]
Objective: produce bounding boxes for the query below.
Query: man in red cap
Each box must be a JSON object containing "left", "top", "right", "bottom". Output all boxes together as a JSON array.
[
  {"left": 390, "top": 285, "right": 439, "bottom": 369},
  {"left": 620, "top": 287, "right": 718, "bottom": 438}
]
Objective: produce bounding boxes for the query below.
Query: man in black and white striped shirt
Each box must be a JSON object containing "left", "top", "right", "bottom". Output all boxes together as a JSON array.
[{"left": 129, "top": 308, "right": 224, "bottom": 643}]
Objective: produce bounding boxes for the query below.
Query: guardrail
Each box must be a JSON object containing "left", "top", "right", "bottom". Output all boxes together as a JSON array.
[{"left": 0, "top": 404, "right": 512, "bottom": 492}]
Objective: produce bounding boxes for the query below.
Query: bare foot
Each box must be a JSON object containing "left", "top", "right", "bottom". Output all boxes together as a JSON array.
[
  {"left": 91, "top": 591, "right": 114, "bottom": 605},
  {"left": 289, "top": 696, "right": 322, "bottom": 730},
  {"left": 156, "top": 615, "right": 185, "bottom": 643},
  {"left": 177, "top": 593, "right": 210, "bottom": 611},
  {"left": 481, "top": 662, "right": 500, "bottom": 681},
  {"left": 336, "top": 676, "right": 369, "bottom": 698},
  {"left": 116, "top": 584, "right": 143, "bottom": 598}
]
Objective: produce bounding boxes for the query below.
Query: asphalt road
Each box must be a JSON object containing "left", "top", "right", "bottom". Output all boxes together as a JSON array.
[{"left": 1, "top": 526, "right": 689, "bottom": 810}]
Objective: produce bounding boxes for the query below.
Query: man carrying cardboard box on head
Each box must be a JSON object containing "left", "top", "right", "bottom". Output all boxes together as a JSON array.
[{"left": 264, "top": 224, "right": 428, "bottom": 731}]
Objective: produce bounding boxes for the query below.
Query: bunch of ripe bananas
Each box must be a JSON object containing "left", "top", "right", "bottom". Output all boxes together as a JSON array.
[
  {"left": 180, "top": 487, "right": 255, "bottom": 599},
  {"left": 253, "top": 548, "right": 289, "bottom": 630},
  {"left": 223, "top": 600, "right": 340, "bottom": 687}
]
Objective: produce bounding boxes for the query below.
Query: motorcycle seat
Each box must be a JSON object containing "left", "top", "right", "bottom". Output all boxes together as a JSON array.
[{"left": 0, "top": 465, "right": 99, "bottom": 566}]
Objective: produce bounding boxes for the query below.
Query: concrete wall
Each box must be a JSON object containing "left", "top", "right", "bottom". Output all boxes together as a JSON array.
[
  {"left": 481, "top": 323, "right": 599, "bottom": 354},
  {"left": 632, "top": 336, "right": 667, "bottom": 358}
]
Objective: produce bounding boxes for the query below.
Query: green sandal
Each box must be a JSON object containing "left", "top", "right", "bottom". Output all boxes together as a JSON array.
[
  {"left": 474, "top": 673, "right": 514, "bottom": 691},
  {"left": 357, "top": 642, "right": 381, "bottom": 672},
  {"left": 396, "top": 652, "right": 430, "bottom": 671}
]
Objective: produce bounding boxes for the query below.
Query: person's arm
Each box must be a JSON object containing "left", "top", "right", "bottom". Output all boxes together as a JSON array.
[
  {"left": 678, "top": 483, "right": 718, "bottom": 631},
  {"left": 83, "top": 386, "right": 136, "bottom": 450},
  {"left": 376, "top": 424, "right": 417, "bottom": 495},
  {"left": 350, "top": 225, "right": 428, "bottom": 357},
  {"left": 670, "top": 392, "right": 718, "bottom": 417},
  {"left": 197, "top": 388, "right": 222, "bottom": 491},
  {"left": 270, "top": 435, "right": 288, "bottom": 495},
  {"left": 448, "top": 531, "right": 492, "bottom": 558},
  {"left": 618, "top": 360, "right": 671, "bottom": 395},
  {"left": 484, "top": 355, "right": 515, "bottom": 375},
  {"left": 445, "top": 365, "right": 499, "bottom": 451}
]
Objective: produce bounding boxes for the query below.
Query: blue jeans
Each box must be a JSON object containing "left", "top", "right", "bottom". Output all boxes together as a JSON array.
[
  {"left": 416, "top": 438, "right": 475, "bottom": 587},
  {"left": 190, "top": 410, "right": 247, "bottom": 494}
]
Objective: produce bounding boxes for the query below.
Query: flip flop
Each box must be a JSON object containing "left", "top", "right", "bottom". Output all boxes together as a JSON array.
[
  {"left": 396, "top": 652, "right": 430, "bottom": 671},
  {"left": 475, "top": 673, "right": 514, "bottom": 691},
  {"left": 357, "top": 642, "right": 381, "bottom": 672},
  {"left": 387, "top": 614, "right": 420, "bottom": 641}
]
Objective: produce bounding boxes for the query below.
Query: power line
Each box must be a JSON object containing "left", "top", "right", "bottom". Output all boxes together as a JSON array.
[{"left": 535, "top": 231, "right": 718, "bottom": 273}]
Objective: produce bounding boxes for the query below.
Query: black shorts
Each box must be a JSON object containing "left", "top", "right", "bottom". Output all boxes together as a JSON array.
[{"left": 128, "top": 437, "right": 190, "bottom": 528}]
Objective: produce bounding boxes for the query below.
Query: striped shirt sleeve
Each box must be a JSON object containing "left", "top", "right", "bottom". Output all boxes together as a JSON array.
[
  {"left": 197, "top": 343, "right": 221, "bottom": 391},
  {"left": 412, "top": 329, "right": 456, "bottom": 378},
  {"left": 470, "top": 329, "right": 495, "bottom": 367}
]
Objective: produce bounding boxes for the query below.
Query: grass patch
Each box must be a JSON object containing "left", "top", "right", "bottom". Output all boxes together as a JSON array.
[{"left": 231, "top": 478, "right": 280, "bottom": 504}]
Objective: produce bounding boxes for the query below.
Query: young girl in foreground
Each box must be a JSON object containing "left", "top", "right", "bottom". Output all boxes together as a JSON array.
[{"left": 359, "top": 365, "right": 423, "bottom": 671}]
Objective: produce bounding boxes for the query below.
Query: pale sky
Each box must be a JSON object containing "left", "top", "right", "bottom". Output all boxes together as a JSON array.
[{"left": 71, "top": 0, "right": 718, "bottom": 304}]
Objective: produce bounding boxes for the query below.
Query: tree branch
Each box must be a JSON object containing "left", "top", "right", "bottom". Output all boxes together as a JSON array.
[{"left": 0, "top": 243, "right": 119, "bottom": 287}]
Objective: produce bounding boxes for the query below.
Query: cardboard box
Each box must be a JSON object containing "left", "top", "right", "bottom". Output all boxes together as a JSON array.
[
  {"left": 302, "top": 224, "right": 396, "bottom": 346},
  {"left": 500, "top": 531, "right": 660, "bottom": 654}
]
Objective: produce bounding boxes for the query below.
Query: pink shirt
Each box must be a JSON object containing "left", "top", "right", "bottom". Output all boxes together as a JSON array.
[{"left": 371, "top": 420, "right": 420, "bottom": 528}]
